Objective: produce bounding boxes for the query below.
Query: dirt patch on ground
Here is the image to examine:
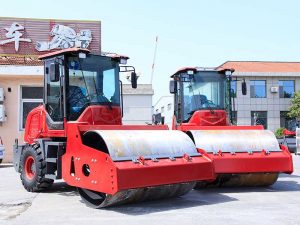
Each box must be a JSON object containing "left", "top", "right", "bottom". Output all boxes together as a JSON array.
[{"left": 0, "top": 201, "right": 32, "bottom": 220}]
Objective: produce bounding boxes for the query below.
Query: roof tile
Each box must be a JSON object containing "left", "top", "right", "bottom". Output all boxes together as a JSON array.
[{"left": 218, "top": 61, "right": 300, "bottom": 73}]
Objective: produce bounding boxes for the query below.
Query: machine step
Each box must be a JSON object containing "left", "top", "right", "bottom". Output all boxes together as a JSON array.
[
  {"left": 46, "top": 158, "right": 57, "bottom": 163},
  {"left": 45, "top": 174, "right": 56, "bottom": 180}
]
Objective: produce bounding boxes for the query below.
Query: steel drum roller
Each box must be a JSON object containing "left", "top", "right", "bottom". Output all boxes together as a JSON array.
[
  {"left": 187, "top": 130, "right": 281, "bottom": 153},
  {"left": 83, "top": 130, "right": 199, "bottom": 160},
  {"left": 78, "top": 182, "right": 196, "bottom": 208},
  {"left": 187, "top": 130, "right": 280, "bottom": 187},
  {"left": 80, "top": 130, "right": 199, "bottom": 208}
]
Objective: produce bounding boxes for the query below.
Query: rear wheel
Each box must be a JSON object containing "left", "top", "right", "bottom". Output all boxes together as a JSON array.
[{"left": 20, "top": 144, "right": 54, "bottom": 192}]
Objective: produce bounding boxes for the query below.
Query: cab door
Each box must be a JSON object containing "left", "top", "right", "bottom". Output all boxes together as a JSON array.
[{"left": 44, "top": 58, "right": 64, "bottom": 130}]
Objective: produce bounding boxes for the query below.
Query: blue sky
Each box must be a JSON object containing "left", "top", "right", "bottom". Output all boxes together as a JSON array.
[{"left": 0, "top": 0, "right": 299, "bottom": 102}]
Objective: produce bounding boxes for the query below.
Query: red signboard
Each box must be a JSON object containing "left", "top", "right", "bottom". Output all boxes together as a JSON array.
[{"left": 0, "top": 17, "right": 101, "bottom": 56}]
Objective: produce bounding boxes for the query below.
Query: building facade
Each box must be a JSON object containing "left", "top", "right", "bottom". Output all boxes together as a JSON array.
[
  {"left": 0, "top": 17, "right": 153, "bottom": 162},
  {"left": 153, "top": 61, "right": 300, "bottom": 132},
  {"left": 0, "top": 17, "right": 101, "bottom": 162},
  {"left": 223, "top": 61, "right": 300, "bottom": 131},
  {"left": 153, "top": 95, "right": 174, "bottom": 128}
]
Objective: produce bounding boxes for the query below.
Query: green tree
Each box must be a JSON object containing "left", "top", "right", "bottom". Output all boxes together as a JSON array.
[
  {"left": 274, "top": 127, "right": 285, "bottom": 138},
  {"left": 287, "top": 90, "right": 300, "bottom": 118}
]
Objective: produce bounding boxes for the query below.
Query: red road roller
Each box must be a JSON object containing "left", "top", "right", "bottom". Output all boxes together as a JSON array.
[
  {"left": 168, "top": 67, "right": 293, "bottom": 187},
  {"left": 13, "top": 48, "right": 215, "bottom": 208}
]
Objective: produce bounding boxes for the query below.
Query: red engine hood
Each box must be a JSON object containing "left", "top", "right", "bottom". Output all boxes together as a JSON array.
[
  {"left": 77, "top": 105, "right": 122, "bottom": 125},
  {"left": 183, "top": 110, "right": 229, "bottom": 127}
]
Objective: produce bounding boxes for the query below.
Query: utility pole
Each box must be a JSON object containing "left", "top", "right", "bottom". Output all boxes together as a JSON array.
[{"left": 150, "top": 36, "right": 158, "bottom": 84}]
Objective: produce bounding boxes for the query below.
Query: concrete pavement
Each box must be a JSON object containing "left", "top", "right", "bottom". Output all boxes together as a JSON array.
[{"left": 0, "top": 156, "right": 299, "bottom": 225}]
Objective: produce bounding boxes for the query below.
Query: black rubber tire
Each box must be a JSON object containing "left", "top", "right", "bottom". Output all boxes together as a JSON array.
[{"left": 20, "top": 144, "right": 54, "bottom": 192}]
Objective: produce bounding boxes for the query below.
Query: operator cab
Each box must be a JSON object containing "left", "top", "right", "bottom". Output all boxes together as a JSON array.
[
  {"left": 170, "top": 67, "right": 235, "bottom": 126},
  {"left": 39, "top": 48, "right": 137, "bottom": 129}
]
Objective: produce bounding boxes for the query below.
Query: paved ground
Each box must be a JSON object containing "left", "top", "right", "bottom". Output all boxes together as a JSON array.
[{"left": 0, "top": 156, "right": 299, "bottom": 225}]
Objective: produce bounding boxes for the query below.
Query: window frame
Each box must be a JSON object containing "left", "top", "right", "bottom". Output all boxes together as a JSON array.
[
  {"left": 279, "top": 80, "right": 295, "bottom": 98},
  {"left": 280, "top": 111, "right": 296, "bottom": 130},
  {"left": 251, "top": 111, "right": 268, "bottom": 129},
  {"left": 66, "top": 55, "right": 120, "bottom": 121},
  {"left": 250, "top": 80, "right": 267, "bottom": 98},
  {"left": 19, "top": 85, "right": 43, "bottom": 131}
]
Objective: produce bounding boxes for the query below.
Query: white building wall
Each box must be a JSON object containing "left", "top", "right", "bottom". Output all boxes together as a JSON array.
[
  {"left": 122, "top": 84, "right": 154, "bottom": 125},
  {"left": 122, "top": 95, "right": 153, "bottom": 124},
  {"left": 153, "top": 95, "right": 174, "bottom": 128}
]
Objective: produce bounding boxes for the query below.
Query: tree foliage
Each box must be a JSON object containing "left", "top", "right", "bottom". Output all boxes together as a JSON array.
[
  {"left": 287, "top": 90, "right": 300, "bottom": 118},
  {"left": 274, "top": 127, "right": 285, "bottom": 138}
]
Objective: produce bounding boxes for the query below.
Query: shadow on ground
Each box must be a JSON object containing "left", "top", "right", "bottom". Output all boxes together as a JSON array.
[
  {"left": 38, "top": 177, "right": 300, "bottom": 215},
  {"left": 42, "top": 181, "right": 237, "bottom": 215},
  {"left": 271, "top": 180, "right": 300, "bottom": 191},
  {"left": 101, "top": 190, "right": 237, "bottom": 215},
  {"left": 0, "top": 164, "right": 13, "bottom": 169},
  {"left": 194, "top": 180, "right": 300, "bottom": 195},
  {"left": 279, "top": 173, "right": 300, "bottom": 178},
  {"left": 43, "top": 181, "right": 78, "bottom": 197}
]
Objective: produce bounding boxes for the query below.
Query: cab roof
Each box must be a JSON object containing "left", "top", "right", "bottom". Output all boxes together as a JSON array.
[
  {"left": 38, "top": 48, "right": 90, "bottom": 60},
  {"left": 171, "top": 67, "right": 234, "bottom": 77},
  {"left": 38, "top": 48, "right": 129, "bottom": 61}
]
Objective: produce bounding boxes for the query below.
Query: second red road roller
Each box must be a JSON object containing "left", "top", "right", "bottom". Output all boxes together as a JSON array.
[{"left": 168, "top": 67, "right": 293, "bottom": 187}]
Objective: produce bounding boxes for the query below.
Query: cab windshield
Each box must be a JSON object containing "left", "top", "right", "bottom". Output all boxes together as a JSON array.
[
  {"left": 67, "top": 55, "right": 120, "bottom": 120},
  {"left": 181, "top": 71, "right": 227, "bottom": 121}
]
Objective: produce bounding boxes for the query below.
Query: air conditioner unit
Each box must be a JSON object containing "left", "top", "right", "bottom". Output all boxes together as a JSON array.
[
  {"left": 0, "top": 105, "right": 6, "bottom": 122},
  {"left": 270, "top": 86, "right": 278, "bottom": 93},
  {"left": 0, "top": 88, "right": 4, "bottom": 102}
]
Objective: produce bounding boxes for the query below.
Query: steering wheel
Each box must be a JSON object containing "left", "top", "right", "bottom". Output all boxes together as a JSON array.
[
  {"left": 47, "top": 104, "right": 54, "bottom": 116},
  {"left": 46, "top": 95, "right": 61, "bottom": 120}
]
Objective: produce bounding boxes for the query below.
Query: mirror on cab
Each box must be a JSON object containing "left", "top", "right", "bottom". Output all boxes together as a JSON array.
[
  {"left": 242, "top": 79, "right": 247, "bottom": 95},
  {"left": 49, "top": 63, "right": 60, "bottom": 82},
  {"left": 131, "top": 72, "right": 137, "bottom": 89},
  {"left": 169, "top": 80, "right": 177, "bottom": 94}
]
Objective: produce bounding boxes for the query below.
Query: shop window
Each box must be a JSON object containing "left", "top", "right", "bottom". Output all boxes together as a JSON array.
[
  {"left": 251, "top": 111, "right": 267, "bottom": 129},
  {"left": 280, "top": 111, "right": 296, "bottom": 131},
  {"left": 20, "top": 86, "right": 43, "bottom": 130},
  {"left": 279, "top": 80, "right": 294, "bottom": 98},
  {"left": 250, "top": 80, "right": 266, "bottom": 98},
  {"left": 231, "top": 80, "right": 237, "bottom": 98}
]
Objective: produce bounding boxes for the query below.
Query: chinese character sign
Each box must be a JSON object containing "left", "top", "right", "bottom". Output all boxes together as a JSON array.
[
  {"left": 0, "top": 22, "right": 31, "bottom": 51},
  {"left": 36, "top": 24, "right": 92, "bottom": 51},
  {"left": 0, "top": 18, "right": 100, "bottom": 55}
]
